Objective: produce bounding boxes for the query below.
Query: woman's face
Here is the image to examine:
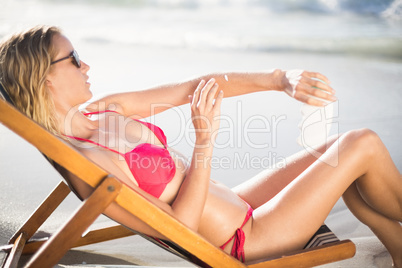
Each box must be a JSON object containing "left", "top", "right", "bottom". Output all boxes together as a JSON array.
[{"left": 46, "top": 34, "right": 92, "bottom": 110}]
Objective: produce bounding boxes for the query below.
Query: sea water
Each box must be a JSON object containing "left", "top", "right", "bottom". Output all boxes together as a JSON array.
[{"left": 0, "top": 0, "right": 401, "bottom": 59}]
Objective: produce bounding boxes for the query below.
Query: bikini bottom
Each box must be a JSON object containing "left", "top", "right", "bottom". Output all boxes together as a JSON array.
[{"left": 220, "top": 203, "right": 253, "bottom": 263}]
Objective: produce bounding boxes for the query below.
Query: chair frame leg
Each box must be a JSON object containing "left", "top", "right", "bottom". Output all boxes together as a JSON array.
[
  {"left": 9, "top": 181, "right": 71, "bottom": 245},
  {"left": 1, "top": 181, "right": 71, "bottom": 268},
  {"left": 24, "top": 176, "right": 122, "bottom": 268},
  {"left": 1, "top": 178, "right": 137, "bottom": 268},
  {"left": 3, "top": 233, "right": 27, "bottom": 268}
]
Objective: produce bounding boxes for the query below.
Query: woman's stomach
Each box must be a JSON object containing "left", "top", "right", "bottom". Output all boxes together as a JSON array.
[
  {"left": 163, "top": 147, "right": 250, "bottom": 245},
  {"left": 198, "top": 181, "right": 251, "bottom": 246}
]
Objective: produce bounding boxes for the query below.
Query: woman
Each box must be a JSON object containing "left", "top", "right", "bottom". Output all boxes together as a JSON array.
[{"left": 0, "top": 25, "right": 401, "bottom": 266}]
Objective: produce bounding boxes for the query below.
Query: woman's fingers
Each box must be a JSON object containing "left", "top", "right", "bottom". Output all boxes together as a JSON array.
[
  {"left": 301, "top": 71, "right": 335, "bottom": 95},
  {"left": 198, "top": 78, "right": 216, "bottom": 107},
  {"left": 213, "top": 90, "right": 224, "bottom": 112},
  {"left": 190, "top": 78, "right": 223, "bottom": 143},
  {"left": 298, "top": 78, "right": 337, "bottom": 102},
  {"left": 302, "top": 76, "right": 335, "bottom": 94},
  {"left": 191, "top": 79, "right": 205, "bottom": 107},
  {"left": 293, "top": 91, "right": 328, "bottom": 106},
  {"left": 193, "top": 78, "right": 220, "bottom": 110},
  {"left": 191, "top": 79, "right": 223, "bottom": 115},
  {"left": 284, "top": 70, "right": 337, "bottom": 106},
  {"left": 206, "top": 82, "right": 220, "bottom": 106},
  {"left": 304, "top": 71, "right": 331, "bottom": 85}
]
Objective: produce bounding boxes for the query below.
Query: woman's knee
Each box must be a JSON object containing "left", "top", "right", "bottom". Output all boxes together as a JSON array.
[
  {"left": 341, "top": 128, "right": 382, "bottom": 159},
  {"left": 343, "top": 182, "right": 380, "bottom": 227}
]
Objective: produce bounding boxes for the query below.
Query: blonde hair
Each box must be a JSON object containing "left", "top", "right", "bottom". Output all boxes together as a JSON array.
[{"left": 0, "top": 25, "right": 62, "bottom": 136}]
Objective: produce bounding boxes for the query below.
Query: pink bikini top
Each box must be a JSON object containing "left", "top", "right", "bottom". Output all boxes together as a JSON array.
[{"left": 66, "top": 110, "right": 176, "bottom": 198}]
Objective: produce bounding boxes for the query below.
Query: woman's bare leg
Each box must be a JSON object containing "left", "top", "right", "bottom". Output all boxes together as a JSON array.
[
  {"left": 233, "top": 134, "right": 340, "bottom": 208},
  {"left": 343, "top": 182, "right": 402, "bottom": 268},
  {"left": 239, "top": 129, "right": 401, "bottom": 264}
]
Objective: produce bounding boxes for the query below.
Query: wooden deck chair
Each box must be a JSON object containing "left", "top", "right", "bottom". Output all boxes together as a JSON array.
[{"left": 0, "top": 83, "right": 356, "bottom": 268}]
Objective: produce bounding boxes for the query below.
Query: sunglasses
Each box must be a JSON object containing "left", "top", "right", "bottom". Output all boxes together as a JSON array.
[{"left": 51, "top": 50, "right": 81, "bottom": 68}]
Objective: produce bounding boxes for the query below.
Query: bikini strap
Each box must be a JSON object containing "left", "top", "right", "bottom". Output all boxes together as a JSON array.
[
  {"left": 83, "top": 110, "right": 168, "bottom": 148},
  {"left": 83, "top": 110, "right": 117, "bottom": 116},
  {"left": 71, "top": 109, "right": 167, "bottom": 149},
  {"left": 64, "top": 135, "right": 123, "bottom": 156},
  {"left": 219, "top": 203, "right": 253, "bottom": 251}
]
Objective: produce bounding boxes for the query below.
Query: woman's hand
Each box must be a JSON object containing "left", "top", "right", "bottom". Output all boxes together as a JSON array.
[
  {"left": 283, "top": 70, "right": 337, "bottom": 106},
  {"left": 189, "top": 78, "right": 224, "bottom": 145}
]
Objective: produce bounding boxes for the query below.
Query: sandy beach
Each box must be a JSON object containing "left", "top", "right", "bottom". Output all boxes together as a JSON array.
[{"left": 1, "top": 1, "right": 402, "bottom": 267}]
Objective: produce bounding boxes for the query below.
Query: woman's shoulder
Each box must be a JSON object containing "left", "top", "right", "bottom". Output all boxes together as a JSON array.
[{"left": 83, "top": 99, "right": 126, "bottom": 117}]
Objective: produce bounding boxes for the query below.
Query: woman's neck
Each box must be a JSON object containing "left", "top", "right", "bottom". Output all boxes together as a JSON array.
[{"left": 55, "top": 104, "right": 98, "bottom": 139}]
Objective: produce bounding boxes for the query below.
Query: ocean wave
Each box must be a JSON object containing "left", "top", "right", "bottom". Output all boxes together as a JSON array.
[
  {"left": 81, "top": 31, "right": 402, "bottom": 59},
  {"left": 2, "top": 0, "right": 401, "bottom": 59},
  {"left": 47, "top": 0, "right": 400, "bottom": 18},
  {"left": 382, "top": 0, "right": 402, "bottom": 20}
]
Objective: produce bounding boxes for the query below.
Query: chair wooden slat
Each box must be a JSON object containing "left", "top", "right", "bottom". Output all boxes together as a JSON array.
[
  {"left": 249, "top": 240, "right": 356, "bottom": 268},
  {"left": 21, "top": 225, "right": 136, "bottom": 255},
  {"left": 74, "top": 225, "right": 136, "bottom": 248}
]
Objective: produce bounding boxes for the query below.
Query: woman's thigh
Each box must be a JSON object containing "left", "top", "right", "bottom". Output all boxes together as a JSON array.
[
  {"left": 233, "top": 134, "right": 340, "bottom": 209},
  {"left": 241, "top": 129, "right": 378, "bottom": 262}
]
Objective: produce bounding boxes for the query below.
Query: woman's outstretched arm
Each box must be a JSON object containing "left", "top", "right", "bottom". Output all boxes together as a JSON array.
[{"left": 87, "top": 70, "right": 336, "bottom": 119}]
